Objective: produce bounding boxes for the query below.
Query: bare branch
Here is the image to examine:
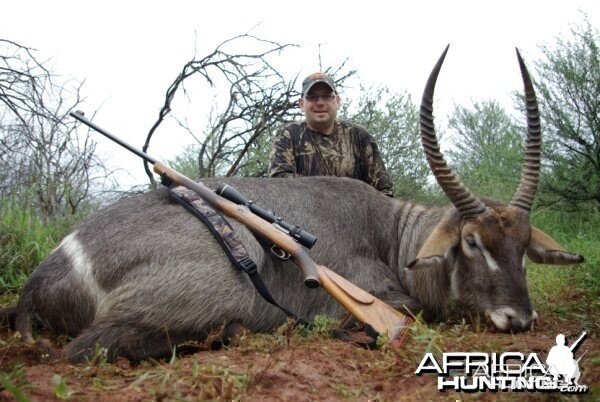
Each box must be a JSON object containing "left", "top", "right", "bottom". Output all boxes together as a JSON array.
[{"left": 1, "top": 39, "right": 113, "bottom": 219}]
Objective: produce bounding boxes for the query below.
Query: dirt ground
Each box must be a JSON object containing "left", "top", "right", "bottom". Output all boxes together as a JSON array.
[{"left": 1, "top": 317, "right": 598, "bottom": 401}]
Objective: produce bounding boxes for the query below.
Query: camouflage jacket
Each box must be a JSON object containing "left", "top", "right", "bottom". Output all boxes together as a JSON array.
[{"left": 268, "top": 120, "right": 394, "bottom": 196}]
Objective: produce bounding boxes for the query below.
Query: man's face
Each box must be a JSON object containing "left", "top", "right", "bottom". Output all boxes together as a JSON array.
[{"left": 299, "top": 83, "right": 340, "bottom": 133}]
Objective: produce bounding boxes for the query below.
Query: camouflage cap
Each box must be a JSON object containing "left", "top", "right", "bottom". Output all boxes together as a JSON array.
[{"left": 301, "top": 72, "right": 337, "bottom": 95}]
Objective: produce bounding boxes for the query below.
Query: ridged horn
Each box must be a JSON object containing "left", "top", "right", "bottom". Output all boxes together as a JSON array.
[
  {"left": 420, "top": 45, "right": 487, "bottom": 219},
  {"left": 510, "top": 49, "right": 541, "bottom": 213}
]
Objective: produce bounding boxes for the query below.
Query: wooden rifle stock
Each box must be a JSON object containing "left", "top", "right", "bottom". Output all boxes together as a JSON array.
[
  {"left": 71, "top": 111, "right": 413, "bottom": 345},
  {"left": 316, "top": 265, "right": 413, "bottom": 346}
]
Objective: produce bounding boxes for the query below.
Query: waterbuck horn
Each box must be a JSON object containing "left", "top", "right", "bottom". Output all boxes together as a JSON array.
[
  {"left": 510, "top": 48, "right": 542, "bottom": 213},
  {"left": 420, "top": 45, "right": 487, "bottom": 219}
]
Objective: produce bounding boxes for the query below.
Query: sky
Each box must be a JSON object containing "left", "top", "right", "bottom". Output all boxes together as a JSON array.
[{"left": 2, "top": 0, "right": 599, "bottom": 187}]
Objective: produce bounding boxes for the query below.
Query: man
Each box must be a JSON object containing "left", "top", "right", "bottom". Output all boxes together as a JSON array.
[
  {"left": 546, "top": 333, "right": 583, "bottom": 385},
  {"left": 268, "top": 72, "right": 394, "bottom": 196}
]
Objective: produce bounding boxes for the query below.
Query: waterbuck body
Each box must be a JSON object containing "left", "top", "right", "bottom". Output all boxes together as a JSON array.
[
  {"left": 1, "top": 47, "right": 583, "bottom": 362},
  {"left": 14, "top": 178, "right": 430, "bottom": 361}
]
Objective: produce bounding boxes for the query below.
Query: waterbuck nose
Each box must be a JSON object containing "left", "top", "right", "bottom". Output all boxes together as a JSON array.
[
  {"left": 487, "top": 307, "right": 537, "bottom": 332},
  {"left": 510, "top": 317, "right": 529, "bottom": 332},
  {"left": 509, "top": 309, "right": 538, "bottom": 333}
]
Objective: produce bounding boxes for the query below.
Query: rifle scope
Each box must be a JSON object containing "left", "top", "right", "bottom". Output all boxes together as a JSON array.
[{"left": 216, "top": 183, "right": 318, "bottom": 249}]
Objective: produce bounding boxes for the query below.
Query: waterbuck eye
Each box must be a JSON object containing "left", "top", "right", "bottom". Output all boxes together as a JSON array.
[{"left": 465, "top": 236, "right": 477, "bottom": 249}]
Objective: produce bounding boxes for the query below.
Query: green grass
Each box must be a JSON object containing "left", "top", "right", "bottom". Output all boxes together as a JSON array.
[
  {"left": 0, "top": 366, "right": 31, "bottom": 402},
  {"left": 528, "top": 207, "right": 600, "bottom": 330},
  {"left": 0, "top": 198, "right": 76, "bottom": 295}
]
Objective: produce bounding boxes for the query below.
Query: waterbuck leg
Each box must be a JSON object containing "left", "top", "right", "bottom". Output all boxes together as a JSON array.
[
  {"left": 0, "top": 306, "right": 16, "bottom": 328},
  {"left": 63, "top": 318, "right": 248, "bottom": 363},
  {"left": 63, "top": 319, "right": 197, "bottom": 363}
]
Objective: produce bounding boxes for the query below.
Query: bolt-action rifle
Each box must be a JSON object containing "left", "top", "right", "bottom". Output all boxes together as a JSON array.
[{"left": 70, "top": 111, "right": 413, "bottom": 347}]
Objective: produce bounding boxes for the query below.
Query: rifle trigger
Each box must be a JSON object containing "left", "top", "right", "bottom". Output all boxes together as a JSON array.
[{"left": 271, "top": 246, "right": 291, "bottom": 261}]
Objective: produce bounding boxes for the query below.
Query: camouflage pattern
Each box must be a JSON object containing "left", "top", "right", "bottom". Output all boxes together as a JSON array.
[
  {"left": 302, "top": 72, "right": 337, "bottom": 95},
  {"left": 268, "top": 120, "right": 394, "bottom": 196},
  {"left": 169, "top": 186, "right": 254, "bottom": 270}
]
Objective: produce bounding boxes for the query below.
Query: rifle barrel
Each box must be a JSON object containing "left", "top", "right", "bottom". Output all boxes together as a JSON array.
[
  {"left": 70, "top": 111, "right": 158, "bottom": 165},
  {"left": 569, "top": 331, "right": 587, "bottom": 351}
]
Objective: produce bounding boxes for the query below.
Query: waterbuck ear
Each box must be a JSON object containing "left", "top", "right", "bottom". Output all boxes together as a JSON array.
[
  {"left": 526, "top": 226, "right": 584, "bottom": 265},
  {"left": 407, "top": 255, "right": 446, "bottom": 270},
  {"left": 407, "top": 212, "right": 460, "bottom": 270}
]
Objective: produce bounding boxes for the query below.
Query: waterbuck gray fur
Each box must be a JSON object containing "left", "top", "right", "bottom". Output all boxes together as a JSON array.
[{"left": 1, "top": 47, "right": 583, "bottom": 363}]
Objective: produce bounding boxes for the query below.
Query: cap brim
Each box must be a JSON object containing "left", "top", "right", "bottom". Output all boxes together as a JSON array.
[{"left": 303, "top": 80, "right": 336, "bottom": 95}]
